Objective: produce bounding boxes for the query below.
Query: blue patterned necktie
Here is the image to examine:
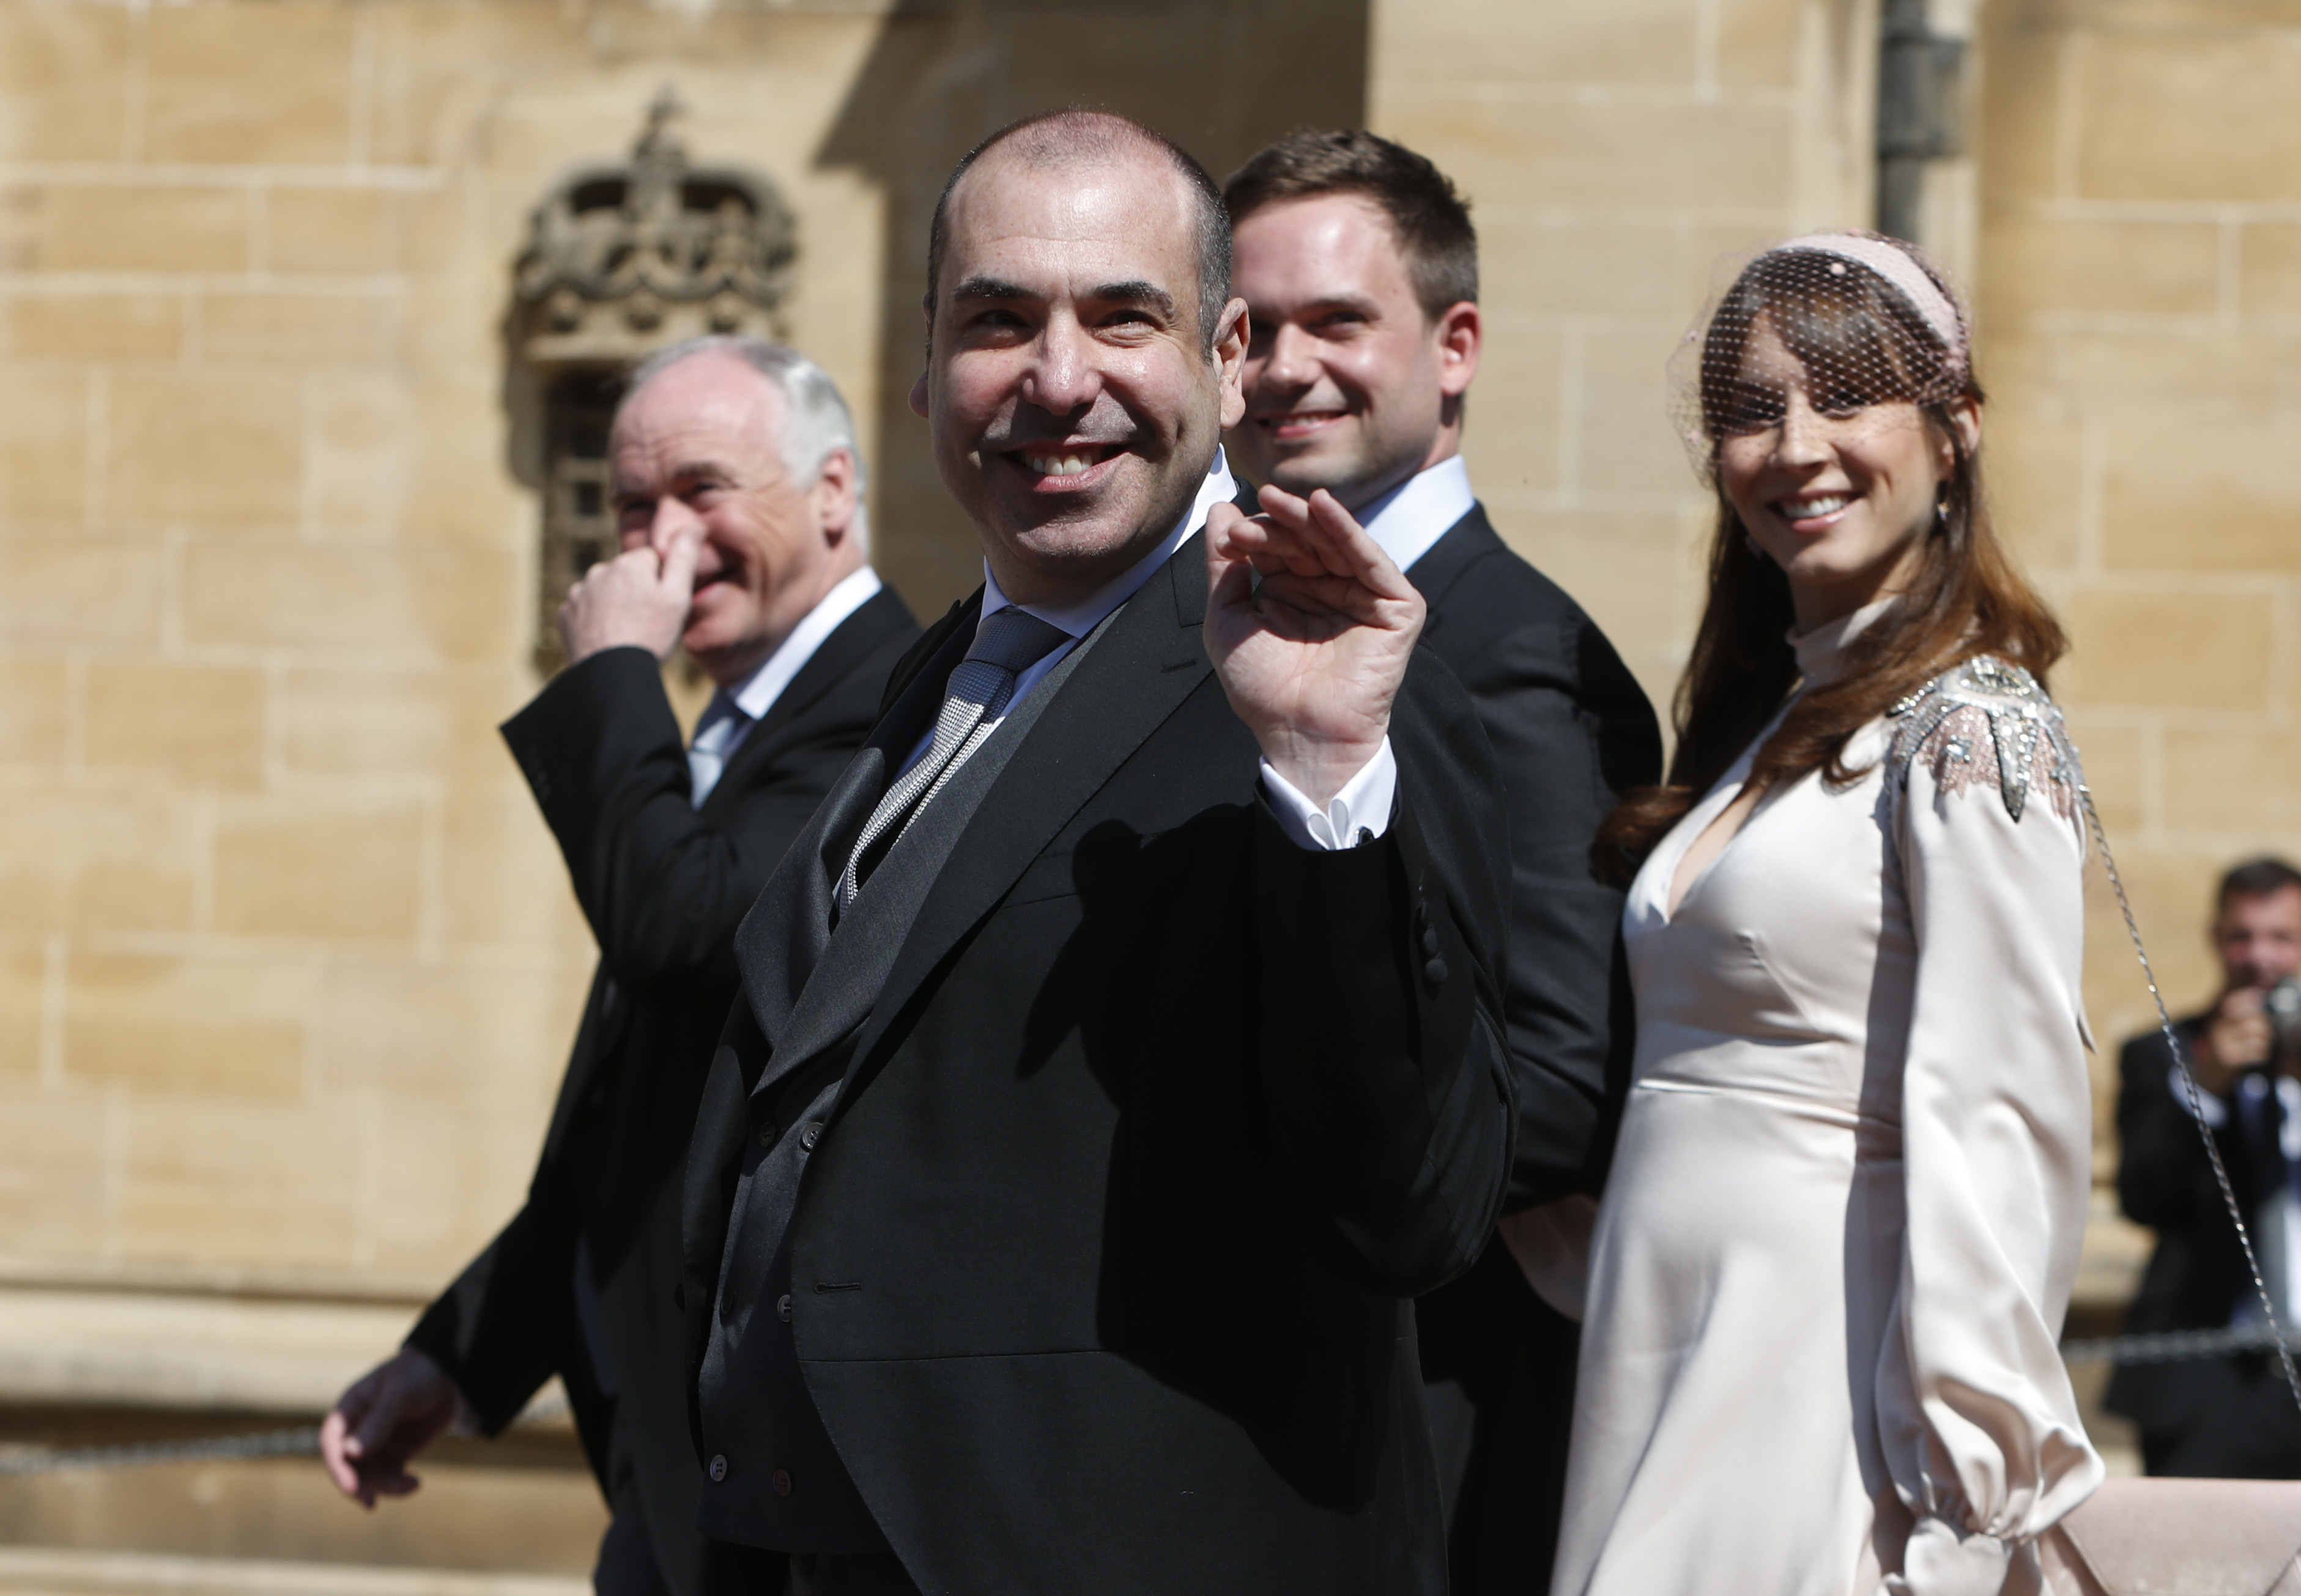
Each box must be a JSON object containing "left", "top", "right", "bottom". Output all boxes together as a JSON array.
[
  {"left": 836, "top": 605, "right": 1072, "bottom": 906},
  {"left": 687, "top": 695, "right": 750, "bottom": 808}
]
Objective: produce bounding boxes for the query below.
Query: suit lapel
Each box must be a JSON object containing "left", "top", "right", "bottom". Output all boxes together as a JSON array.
[
  {"left": 700, "top": 588, "right": 910, "bottom": 820},
  {"left": 847, "top": 534, "right": 1215, "bottom": 1093},
  {"left": 733, "top": 598, "right": 980, "bottom": 1059},
  {"left": 1399, "top": 504, "right": 1499, "bottom": 638}
]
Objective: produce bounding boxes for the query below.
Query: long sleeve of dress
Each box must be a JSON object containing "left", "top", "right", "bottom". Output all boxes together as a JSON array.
[{"left": 1877, "top": 678, "right": 2105, "bottom": 1596}]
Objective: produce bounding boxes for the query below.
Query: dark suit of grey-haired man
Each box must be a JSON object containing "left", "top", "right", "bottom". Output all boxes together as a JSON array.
[{"left": 321, "top": 338, "right": 918, "bottom": 1596}]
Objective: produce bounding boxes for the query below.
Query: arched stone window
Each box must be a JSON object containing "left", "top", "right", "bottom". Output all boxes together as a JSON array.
[{"left": 509, "top": 92, "right": 798, "bottom": 674}]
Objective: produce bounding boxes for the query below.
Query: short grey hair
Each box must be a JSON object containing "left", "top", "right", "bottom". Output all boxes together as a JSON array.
[{"left": 621, "top": 336, "right": 871, "bottom": 550}]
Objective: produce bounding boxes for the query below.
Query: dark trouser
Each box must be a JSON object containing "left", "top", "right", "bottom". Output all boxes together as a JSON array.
[
  {"left": 728, "top": 1548, "right": 919, "bottom": 1596},
  {"left": 595, "top": 1424, "right": 676, "bottom": 1596},
  {"left": 1417, "top": 1236, "right": 1582, "bottom": 1596},
  {"left": 2142, "top": 1353, "right": 2301, "bottom": 1478}
]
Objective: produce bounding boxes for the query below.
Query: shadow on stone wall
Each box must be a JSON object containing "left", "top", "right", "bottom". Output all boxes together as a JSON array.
[{"left": 815, "top": 0, "right": 1370, "bottom": 616}]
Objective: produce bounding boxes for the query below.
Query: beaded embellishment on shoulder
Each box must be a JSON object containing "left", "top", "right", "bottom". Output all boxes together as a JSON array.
[{"left": 1886, "top": 656, "right": 2081, "bottom": 823}]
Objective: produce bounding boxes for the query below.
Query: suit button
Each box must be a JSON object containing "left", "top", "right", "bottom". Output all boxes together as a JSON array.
[
  {"left": 757, "top": 1123, "right": 777, "bottom": 1151},
  {"left": 772, "top": 1468, "right": 793, "bottom": 1498},
  {"left": 1420, "top": 926, "right": 1440, "bottom": 958},
  {"left": 1424, "top": 957, "right": 1449, "bottom": 986},
  {"left": 708, "top": 1455, "right": 728, "bottom": 1483},
  {"left": 799, "top": 1121, "right": 824, "bottom": 1151},
  {"left": 777, "top": 1293, "right": 793, "bottom": 1323}
]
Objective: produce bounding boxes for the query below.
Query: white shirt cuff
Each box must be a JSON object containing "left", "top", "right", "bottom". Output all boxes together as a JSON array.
[{"left": 1258, "top": 739, "right": 1397, "bottom": 852}]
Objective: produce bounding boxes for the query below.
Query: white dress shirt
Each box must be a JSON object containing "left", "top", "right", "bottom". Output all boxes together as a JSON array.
[
  {"left": 687, "top": 565, "right": 884, "bottom": 806},
  {"left": 1354, "top": 453, "right": 1477, "bottom": 576},
  {"left": 903, "top": 449, "right": 1394, "bottom": 852}
]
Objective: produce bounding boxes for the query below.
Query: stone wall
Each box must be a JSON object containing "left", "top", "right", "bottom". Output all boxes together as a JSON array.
[{"left": 1974, "top": 0, "right": 2301, "bottom": 1145}]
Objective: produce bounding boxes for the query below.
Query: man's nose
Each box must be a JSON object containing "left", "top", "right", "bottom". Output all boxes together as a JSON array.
[
  {"left": 1022, "top": 315, "right": 1104, "bottom": 415},
  {"left": 1258, "top": 323, "right": 1317, "bottom": 392},
  {"left": 649, "top": 497, "right": 705, "bottom": 556}
]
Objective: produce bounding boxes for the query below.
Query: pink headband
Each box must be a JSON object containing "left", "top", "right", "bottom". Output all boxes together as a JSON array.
[{"left": 1774, "top": 232, "right": 1968, "bottom": 369}]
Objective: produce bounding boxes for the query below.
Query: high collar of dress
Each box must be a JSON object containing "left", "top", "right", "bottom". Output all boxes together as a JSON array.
[{"left": 1788, "top": 596, "right": 1899, "bottom": 689}]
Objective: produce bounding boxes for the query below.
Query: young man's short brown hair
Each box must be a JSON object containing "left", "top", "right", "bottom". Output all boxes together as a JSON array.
[{"left": 1222, "top": 130, "right": 1477, "bottom": 322}]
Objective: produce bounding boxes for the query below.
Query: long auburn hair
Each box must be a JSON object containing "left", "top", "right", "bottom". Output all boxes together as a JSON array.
[{"left": 1594, "top": 243, "right": 2068, "bottom": 882}]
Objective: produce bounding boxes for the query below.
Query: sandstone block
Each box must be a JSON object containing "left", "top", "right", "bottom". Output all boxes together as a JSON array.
[
  {"left": 0, "top": 658, "right": 69, "bottom": 768},
  {"left": 182, "top": 544, "right": 521, "bottom": 664},
  {"left": 0, "top": 534, "right": 165, "bottom": 648},
  {"left": 0, "top": 1085, "right": 108, "bottom": 1257},
  {"left": 1987, "top": 217, "right": 2222, "bottom": 320},
  {"left": 1982, "top": 413, "right": 2086, "bottom": 574},
  {"left": 264, "top": 189, "right": 404, "bottom": 276},
  {"left": 1374, "top": 0, "right": 1696, "bottom": 89},
  {"left": 2064, "top": 588, "right": 2275, "bottom": 711},
  {"left": 0, "top": 7, "right": 131, "bottom": 162},
  {"left": 365, "top": 1095, "right": 561, "bottom": 1276},
  {"left": 2075, "top": 32, "right": 2301, "bottom": 204},
  {"left": 2162, "top": 729, "right": 2301, "bottom": 834},
  {"left": 144, "top": 5, "right": 356, "bottom": 165},
  {"left": 1479, "top": 219, "right": 1686, "bottom": 319},
  {"left": 2102, "top": 418, "right": 2301, "bottom": 573},
  {"left": 279, "top": 664, "right": 525, "bottom": 785},
  {"left": 2057, "top": 711, "right": 2146, "bottom": 835},
  {"left": 117, "top": 1096, "right": 357, "bottom": 1269},
  {"left": 317, "top": 957, "right": 587, "bottom": 1103},
  {"left": 436, "top": 789, "right": 592, "bottom": 952},
  {"left": 210, "top": 800, "right": 425, "bottom": 942},
  {"left": 36, "top": 185, "right": 250, "bottom": 275},
  {"left": 1452, "top": 320, "right": 1564, "bottom": 496},
  {"left": 107, "top": 374, "right": 303, "bottom": 526},
  {"left": 0, "top": 791, "right": 197, "bottom": 936},
  {"left": 64, "top": 951, "right": 310, "bottom": 1099},
  {"left": 0, "top": 292, "right": 185, "bottom": 363},
  {"left": 2240, "top": 224, "right": 2301, "bottom": 320},
  {"left": 84, "top": 662, "right": 268, "bottom": 791},
  {"left": 0, "top": 942, "right": 43, "bottom": 1079},
  {"left": 197, "top": 292, "right": 399, "bottom": 367},
  {"left": 0, "top": 368, "right": 88, "bottom": 523},
  {"left": 1714, "top": 0, "right": 1804, "bottom": 91},
  {"left": 1576, "top": 323, "right": 1702, "bottom": 495},
  {"left": 1377, "top": 98, "right": 1794, "bottom": 213}
]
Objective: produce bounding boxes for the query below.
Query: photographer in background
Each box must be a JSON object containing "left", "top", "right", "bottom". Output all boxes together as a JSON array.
[{"left": 2110, "top": 856, "right": 2301, "bottom": 1476}]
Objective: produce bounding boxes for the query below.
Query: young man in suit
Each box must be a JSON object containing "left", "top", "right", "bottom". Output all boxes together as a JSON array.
[
  {"left": 1223, "top": 130, "right": 1662, "bottom": 1593},
  {"left": 681, "top": 111, "right": 1514, "bottom": 1595},
  {"left": 2110, "top": 856, "right": 2301, "bottom": 1477},
  {"left": 319, "top": 339, "right": 921, "bottom": 1596}
]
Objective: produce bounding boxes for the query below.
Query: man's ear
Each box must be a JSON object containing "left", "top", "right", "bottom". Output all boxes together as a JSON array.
[
  {"left": 910, "top": 295, "right": 935, "bottom": 419},
  {"left": 1435, "top": 301, "right": 1481, "bottom": 399},
  {"left": 811, "top": 448, "right": 861, "bottom": 542},
  {"left": 1213, "top": 297, "right": 1250, "bottom": 431}
]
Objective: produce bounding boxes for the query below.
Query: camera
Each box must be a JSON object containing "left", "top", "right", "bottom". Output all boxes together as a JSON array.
[{"left": 2266, "top": 977, "right": 2301, "bottom": 1064}]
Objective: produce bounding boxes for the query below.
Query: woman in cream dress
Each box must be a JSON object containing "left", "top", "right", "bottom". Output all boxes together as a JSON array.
[{"left": 1553, "top": 235, "right": 2102, "bottom": 1596}]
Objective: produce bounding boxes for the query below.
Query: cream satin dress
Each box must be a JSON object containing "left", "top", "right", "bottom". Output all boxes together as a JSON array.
[{"left": 1552, "top": 605, "right": 2103, "bottom": 1596}]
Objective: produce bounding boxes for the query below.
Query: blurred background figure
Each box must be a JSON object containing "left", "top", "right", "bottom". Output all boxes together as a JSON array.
[
  {"left": 319, "top": 339, "right": 919, "bottom": 1596},
  {"left": 2110, "top": 857, "right": 2301, "bottom": 1479},
  {"left": 1222, "top": 129, "right": 1658, "bottom": 1595}
]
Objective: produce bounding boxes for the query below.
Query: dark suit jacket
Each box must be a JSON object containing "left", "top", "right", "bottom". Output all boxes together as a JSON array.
[
  {"left": 681, "top": 533, "right": 1515, "bottom": 1595},
  {"left": 406, "top": 587, "right": 918, "bottom": 1596},
  {"left": 1404, "top": 504, "right": 1661, "bottom": 1593},
  {"left": 2106, "top": 1016, "right": 2288, "bottom": 1439}
]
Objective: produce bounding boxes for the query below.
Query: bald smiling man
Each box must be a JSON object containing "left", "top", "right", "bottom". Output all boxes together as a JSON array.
[{"left": 678, "top": 113, "right": 1514, "bottom": 1596}]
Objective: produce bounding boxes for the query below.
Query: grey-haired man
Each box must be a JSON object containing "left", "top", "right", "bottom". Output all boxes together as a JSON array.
[{"left": 320, "top": 338, "right": 919, "bottom": 1596}]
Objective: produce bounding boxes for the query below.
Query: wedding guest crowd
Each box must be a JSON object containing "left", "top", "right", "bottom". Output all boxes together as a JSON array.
[{"left": 311, "top": 108, "right": 2194, "bottom": 1596}]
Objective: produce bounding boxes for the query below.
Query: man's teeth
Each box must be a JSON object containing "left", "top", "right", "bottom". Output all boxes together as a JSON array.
[
  {"left": 1781, "top": 494, "right": 1851, "bottom": 518},
  {"left": 1026, "top": 451, "right": 1100, "bottom": 477}
]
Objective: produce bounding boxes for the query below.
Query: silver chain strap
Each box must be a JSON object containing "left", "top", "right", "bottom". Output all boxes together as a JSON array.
[{"left": 2075, "top": 779, "right": 2301, "bottom": 1412}]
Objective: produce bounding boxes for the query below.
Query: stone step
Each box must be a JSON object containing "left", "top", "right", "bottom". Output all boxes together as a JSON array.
[{"left": 0, "top": 1548, "right": 585, "bottom": 1596}]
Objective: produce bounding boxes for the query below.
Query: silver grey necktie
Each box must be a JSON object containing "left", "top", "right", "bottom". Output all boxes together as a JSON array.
[
  {"left": 687, "top": 695, "right": 750, "bottom": 808},
  {"left": 836, "top": 605, "right": 1072, "bottom": 906}
]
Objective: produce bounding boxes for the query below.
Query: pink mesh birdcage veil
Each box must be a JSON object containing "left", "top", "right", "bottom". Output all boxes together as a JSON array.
[{"left": 1668, "top": 230, "right": 1973, "bottom": 485}]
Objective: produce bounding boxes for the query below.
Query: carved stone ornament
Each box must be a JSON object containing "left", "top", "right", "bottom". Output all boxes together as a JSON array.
[{"left": 513, "top": 89, "right": 796, "bottom": 363}]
